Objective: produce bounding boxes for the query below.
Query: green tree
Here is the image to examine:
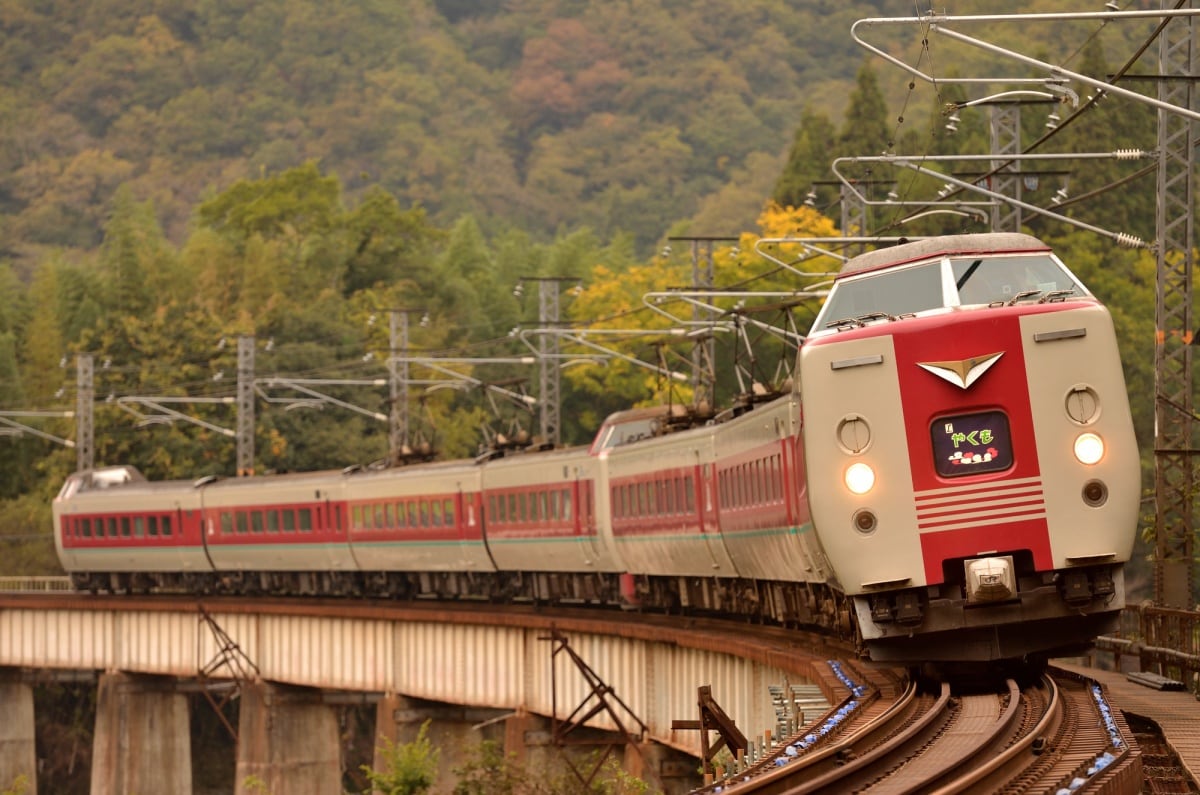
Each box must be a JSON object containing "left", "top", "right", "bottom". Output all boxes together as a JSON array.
[
  {"left": 362, "top": 720, "right": 439, "bottom": 795},
  {"left": 773, "top": 108, "right": 837, "bottom": 209}
]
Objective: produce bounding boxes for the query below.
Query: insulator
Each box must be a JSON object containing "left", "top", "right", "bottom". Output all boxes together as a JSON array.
[
  {"left": 1113, "top": 149, "right": 1147, "bottom": 160},
  {"left": 1114, "top": 232, "right": 1145, "bottom": 249}
]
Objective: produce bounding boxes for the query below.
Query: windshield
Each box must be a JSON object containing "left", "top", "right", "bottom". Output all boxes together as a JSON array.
[
  {"left": 951, "top": 254, "right": 1083, "bottom": 305},
  {"left": 812, "top": 253, "right": 1087, "bottom": 333},
  {"left": 814, "top": 261, "right": 943, "bottom": 329}
]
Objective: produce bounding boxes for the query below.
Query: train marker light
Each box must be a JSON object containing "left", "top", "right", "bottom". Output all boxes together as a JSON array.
[
  {"left": 1073, "top": 432, "right": 1104, "bottom": 465},
  {"left": 845, "top": 462, "right": 875, "bottom": 495}
]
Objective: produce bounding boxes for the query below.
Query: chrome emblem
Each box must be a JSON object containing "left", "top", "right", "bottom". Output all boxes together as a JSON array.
[{"left": 917, "top": 352, "right": 1003, "bottom": 389}]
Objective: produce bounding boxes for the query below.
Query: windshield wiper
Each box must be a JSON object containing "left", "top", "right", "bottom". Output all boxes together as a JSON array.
[{"left": 1006, "top": 290, "right": 1043, "bottom": 306}]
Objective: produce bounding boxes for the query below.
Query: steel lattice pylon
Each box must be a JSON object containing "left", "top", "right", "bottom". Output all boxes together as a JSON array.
[
  {"left": 990, "top": 104, "right": 1022, "bottom": 233},
  {"left": 1153, "top": 3, "right": 1197, "bottom": 608},
  {"left": 236, "top": 335, "right": 255, "bottom": 476},
  {"left": 538, "top": 280, "right": 562, "bottom": 448}
]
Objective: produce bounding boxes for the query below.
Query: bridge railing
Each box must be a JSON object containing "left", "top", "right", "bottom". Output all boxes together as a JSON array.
[{"left": 1094, "top": 604, "right": 1200, "bottom": 694}]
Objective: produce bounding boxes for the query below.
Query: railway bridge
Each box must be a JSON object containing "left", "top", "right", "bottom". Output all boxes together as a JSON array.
[{"left": 0, "top": 585, "right": 843, "bottom": 795}]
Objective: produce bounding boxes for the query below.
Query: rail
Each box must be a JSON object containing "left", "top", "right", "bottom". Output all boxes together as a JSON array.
[{"left": 1094, "top": 604, "right": 1200, "bottom": 695}]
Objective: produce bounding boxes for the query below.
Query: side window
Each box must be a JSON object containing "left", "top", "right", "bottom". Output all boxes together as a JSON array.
[
  {"left": 251, "top": 511, "right": 264, "bottom": 534},
  {"left": 431, "top": 500, "right": 442, "bottom": 527},
  {"left": 236, "top": 512, "right": 248, "bottom": 534},
  {"left": 267, "top": 510, "right": 279, "bottom": 533},
  {"left": 444, "top": 498, "right": 455, "bottom": 527},
  {"left": 148, "top": 516, "right": 159, "bottom": 537},
  {"left": 221, "top": 512, "right": 233, "bottom": 535},
  {"left": 120, "top": 517, "right": 131, "bottom": 538},
  {"left": 282, "top": 510, "right": 295, "bottom": 533},
  {"left": 161, "top": 515, "right": 172, "bottom": 537},
  {"left": 298, "top": 508, "right": 313, "bottom": 532},
  {"left": 81, "top": 517, "right": 93, "bottom": 538}
]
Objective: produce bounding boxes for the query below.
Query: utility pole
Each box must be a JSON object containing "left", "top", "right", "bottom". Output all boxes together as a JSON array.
[
  {"left": 76, "top": 354, "right": 93, "bottom": 472},
  {"left": 1153, "top": 4, "right": 1197, "bottom": 608}
]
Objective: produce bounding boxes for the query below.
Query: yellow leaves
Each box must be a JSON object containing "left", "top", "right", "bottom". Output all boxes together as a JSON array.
[{"left": 756, "top": 200, "right": 840, "bottom": 241}]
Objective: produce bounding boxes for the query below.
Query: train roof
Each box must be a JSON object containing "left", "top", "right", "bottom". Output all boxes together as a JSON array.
[{"left": 838, "top": 233, "right": 1052, "bottom": 279}]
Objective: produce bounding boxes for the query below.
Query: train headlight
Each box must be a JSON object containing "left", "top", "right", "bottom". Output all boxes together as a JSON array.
[
  {"left": 1073, "top": 432, "right": 1105, "bottom": 465},
  {"left": 845, "top": 462, "right": 876, "bottom": 495}
]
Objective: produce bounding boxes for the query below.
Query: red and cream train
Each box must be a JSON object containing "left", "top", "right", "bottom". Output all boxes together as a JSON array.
[{"left": 53, "top": 233, "right": 1141, "bottom": 663}]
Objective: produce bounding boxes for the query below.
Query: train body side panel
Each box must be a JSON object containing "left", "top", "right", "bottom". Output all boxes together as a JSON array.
[
  {"left": 343, "top": 461, "right": 492, "bottom": 573},
  {"left": 199, "top": 471, "right": 354, "bottom": 572},
  {"left": 710, "top": 395, "right": 829, "bottom": 584},
  {"left": 605, "top": 423, "right": 736, "bottom": 578},
  {"left": 53, "top": 470, "right": 209, "bottom": 575},
  {"left": 481, "top": 446, "right": 617, "bottom": 573}
]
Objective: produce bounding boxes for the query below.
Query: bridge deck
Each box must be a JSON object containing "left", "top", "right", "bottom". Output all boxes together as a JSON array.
[{"left": 1055, "top": 659, "right": 1200, "bottom": 788}]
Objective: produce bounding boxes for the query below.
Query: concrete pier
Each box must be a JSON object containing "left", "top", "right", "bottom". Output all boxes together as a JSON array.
[
  {"left": 90, "top": 672, "right": 191, "bottom": 795},
  {"left": 235, "top": 681, "right": 341, "bottom": 795},
  {"left": 0, "top": 672, "right": 35, "bottom": 795}
]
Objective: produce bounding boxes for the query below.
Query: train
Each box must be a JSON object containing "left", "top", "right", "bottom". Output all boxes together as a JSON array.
[{"left": 52, "top": 232, "right": 1141, "bottom": 663}]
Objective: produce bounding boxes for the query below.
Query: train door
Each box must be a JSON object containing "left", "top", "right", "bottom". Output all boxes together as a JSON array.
[{"left": 575, "top": 477, "right": 605, "bottom": 567}]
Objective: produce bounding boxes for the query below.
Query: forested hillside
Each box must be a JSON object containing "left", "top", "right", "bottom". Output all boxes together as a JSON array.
[{"left": 0, "top": 2, "right": 1168, "bottom": 575}]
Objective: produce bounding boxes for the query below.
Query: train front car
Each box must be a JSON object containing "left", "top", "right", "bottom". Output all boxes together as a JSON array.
[{"left": 800, "top": 233, "right": 1140, "bottom": 663}]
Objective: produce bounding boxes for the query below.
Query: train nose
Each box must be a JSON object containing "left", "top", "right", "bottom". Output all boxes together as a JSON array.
[{"left": 965, "top": 556, "right": 1016, "bottom": 603}]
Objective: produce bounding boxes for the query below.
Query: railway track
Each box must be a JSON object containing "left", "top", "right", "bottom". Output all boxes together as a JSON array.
[{"left": 699, "top": 665, "right": 1142, "bottom": 794}]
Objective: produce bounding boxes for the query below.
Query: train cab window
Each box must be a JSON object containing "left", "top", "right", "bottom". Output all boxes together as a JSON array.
[
  {"left": 236, "top": 513, "right": 248, "bottom": 534},
  {"left": 443, "top": 499, "right": 454, "bottom": 526},
  {"left": 298, "top": 508, "right": 312, "bottom": 532},
  {"left": 816, "top": 261, "right": 943, "bottom": 329},
  {"left": 282, "top": 510, "right": 295, "bottom": 533},
  {"left": 267, "top": 510, "right": 279, "bottom": 533},
  {"left": 952, "top": 254, "right": 1083, "bottom": 305},
  {"left": 133, "top": 517, "right": 145, "bottom": 538}
]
